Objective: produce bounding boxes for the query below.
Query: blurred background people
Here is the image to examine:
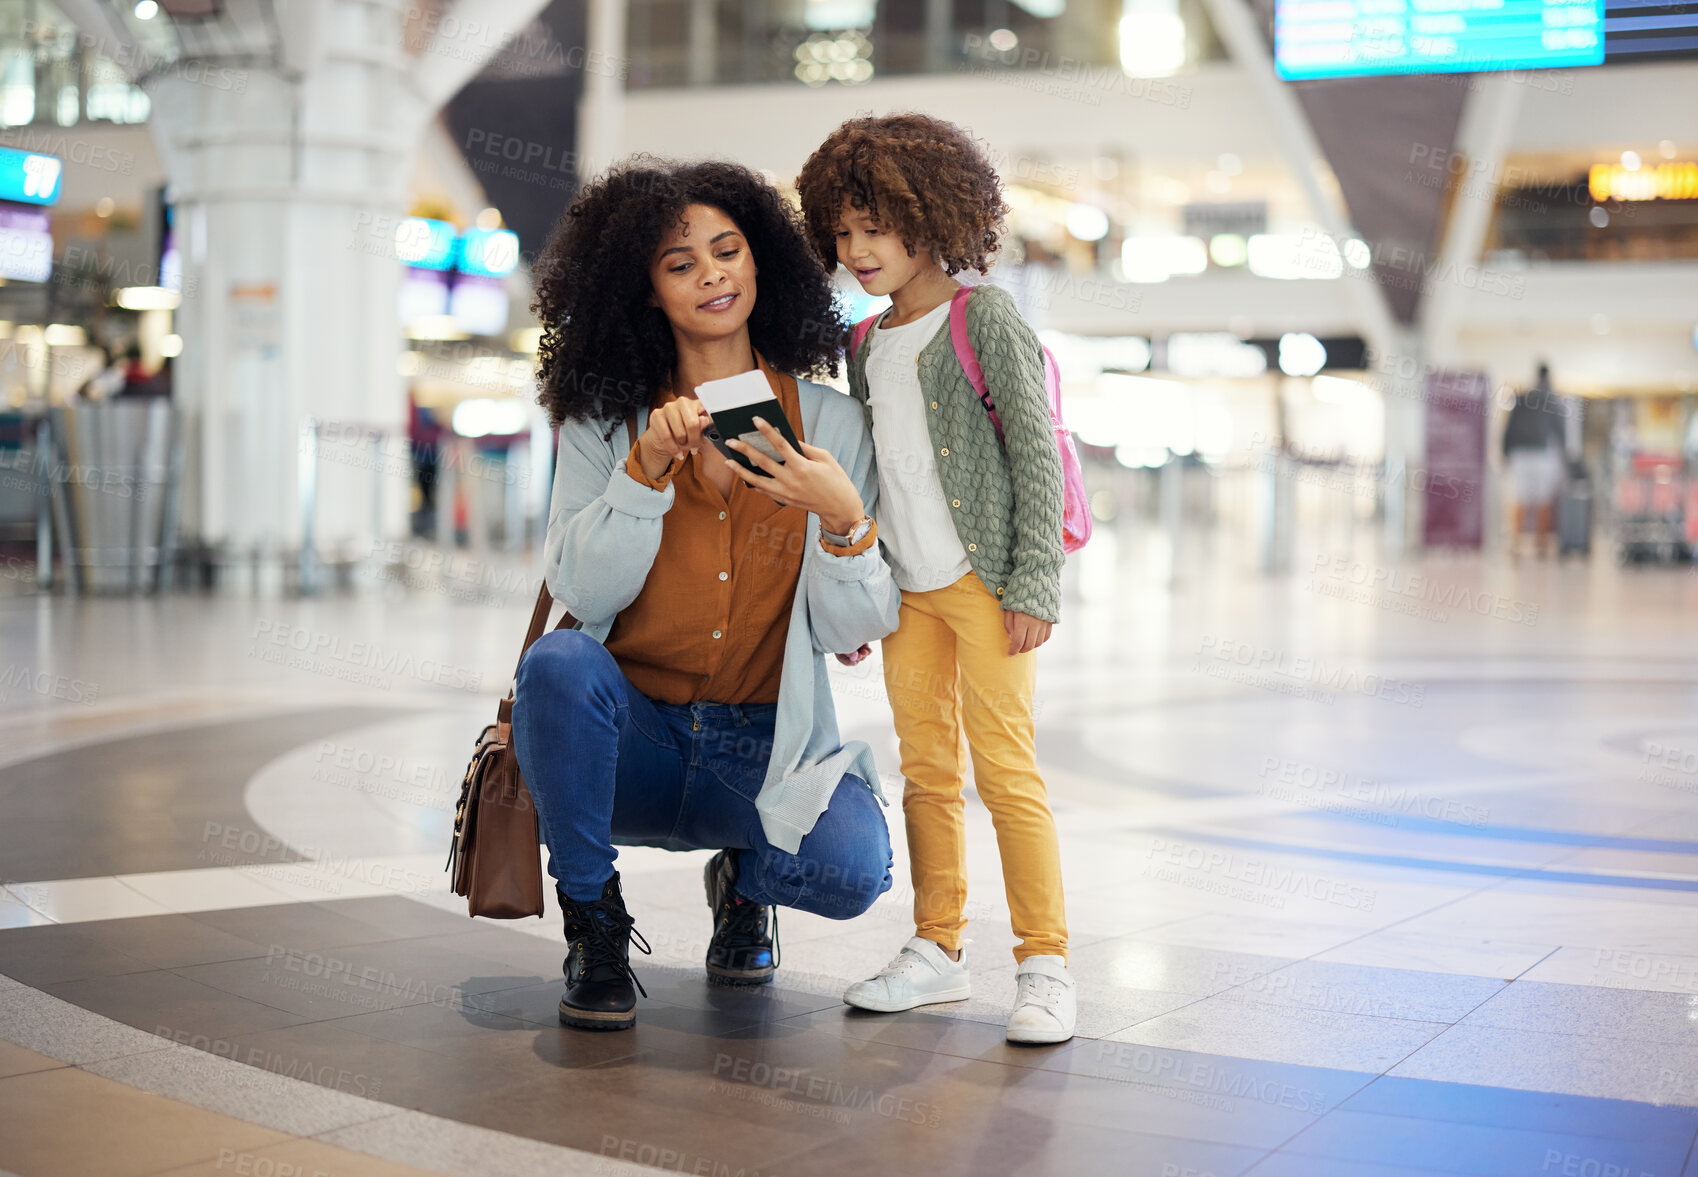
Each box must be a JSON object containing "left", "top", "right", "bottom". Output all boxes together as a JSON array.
[{"left": 1502, "top": 363, "right": 1567, "bottom": 557}]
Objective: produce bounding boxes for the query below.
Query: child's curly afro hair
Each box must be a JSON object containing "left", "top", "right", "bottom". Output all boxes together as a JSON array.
[
  {"left": 795, "top": 113, "right": 1008, "bottom": 276},
  {"left": 530, "top": 156, "right": 846, "bottom": 431}
]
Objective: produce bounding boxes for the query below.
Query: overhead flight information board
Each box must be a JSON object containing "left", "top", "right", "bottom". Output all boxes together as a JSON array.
[{"left": 1275, "top": 0, "right": 1606, "bottom": 78}]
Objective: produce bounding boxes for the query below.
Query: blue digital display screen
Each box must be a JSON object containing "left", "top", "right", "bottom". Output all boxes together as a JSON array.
[
  {"left": 0, "top": 148, "right": 63, "bottom": 206},
  {"left": 457, "top": 228, "right": 520, "bottom": 277},
  {"left": 396, "top": 217, "right": 457, "bottom": 271},
  {"left": 1275, "top": 0, "right": 1606, "bottom": 78}
]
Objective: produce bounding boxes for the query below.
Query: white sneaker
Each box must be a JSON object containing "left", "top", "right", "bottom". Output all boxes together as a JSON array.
[
  {"left": 843, "top": 937, "right": 971, "bottom": 1013},
  {"left": 1005, "top": 955, "right": 1076, "bottom": 1044}
]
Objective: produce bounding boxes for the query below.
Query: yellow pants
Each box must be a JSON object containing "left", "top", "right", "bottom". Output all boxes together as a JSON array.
[{"left": 881, "top": 572, "right": 1067, "bottom": 963}]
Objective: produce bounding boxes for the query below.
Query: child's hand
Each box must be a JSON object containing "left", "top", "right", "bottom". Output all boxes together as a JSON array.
[
  {"left": 1003, "top": 610, "right": 1052, "bottom": 656},
  {"left": 835, "top": 643, "right": 872, "bottom": 667}
]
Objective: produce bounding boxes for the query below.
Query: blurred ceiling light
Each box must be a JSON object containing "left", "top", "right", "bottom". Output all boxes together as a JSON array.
[
  {"left": 1167, "top": 333, "right": 1267, "bottom": 377},
  {"left": 1342, "top": 237, "right": 1371, "bottom": 269},
  {"left": 1312, "top": 375, "right": 1370, "bottom": 403},
  {"left": 95, "top": 196, "right": 114, "bottom": 218},
  {"left": 115, "top": 286, "right": 181, "bottom": 310},
  {"left": 1010, "top": 0, "right": 1067, "bottom": 15},
  {"left": 1205, "top": 170, "right": 1231, "bottom": 194},
  {"left": 1621, "top": 150, "right": 1642, "bottom": 171},
  {"left": 408, "top": 316, "right": 468, "bottom": 341},
  {"left": 1660, "top": 139, "right": 1678, "bottom": 159},
  {"left": 1217, "top": 153, "right": 1243, "bottom": 177},
  {"left": 1121, "top": 235, "right": 1207, "bottom": 283},
  {"left": 509, "top": 327, "right": 543, "bottom": 354},
  {"left": 1150, "top": 176, "right": 1189, "bottom": 204},
  {"left": 452, "top": 397, "right": 529, "bottom": 439},
  {"left": 1119, "top": 0, "right": 1185, "bottom": 77},
  {"left": 988, "top": 28, "right": 1019, "bottom": 51},
  {"left": 803, "top": 0, "right": 875, "bottom": 29},
  {"left": 1247, "top": 233, "right": 1341, "bottom": 280},
  {"left": 1066, "top": 203, "right": 1111, "bottom": 242},
  {"left": 1209, "top": 233, "right": 1248, "bottom": 267},
  {"left": 43, "top": 323, "right": 85, "bottom": 347},
  {"left": 474, "top": 207, "right": 503, "bottom": 230},
  {"left": 134, "top": 0, "right": 158, "bottom": 17},
  {"left": 1278, "top": 333, "right": 1327, "bottom": 377},
  {"left": 160, "top": 333, "right": 183, "bottom": 358},
  {"left": 1589, "top": 206, "right": 1610, "bottom": 228}
]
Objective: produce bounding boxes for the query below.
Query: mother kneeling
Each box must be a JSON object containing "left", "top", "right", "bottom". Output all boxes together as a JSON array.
[{"left": 514, "top": 159, "right": 899, "bottom": 1032}]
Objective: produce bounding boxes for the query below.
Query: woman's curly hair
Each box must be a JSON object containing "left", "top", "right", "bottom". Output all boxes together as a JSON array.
[
  {"left": 531, "top": 157, "right": 846, "bottom": 430},
  {"left": 796, "top": 113, "right": 1008, "bottom": 276}
]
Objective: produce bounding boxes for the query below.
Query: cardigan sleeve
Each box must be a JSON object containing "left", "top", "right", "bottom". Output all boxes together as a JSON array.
[
  {"left": 542, "top": 417, "right": 671, "bottom": 626},
  {"left": 964, "top": 284, "right": 1065, "bottom": 623}
]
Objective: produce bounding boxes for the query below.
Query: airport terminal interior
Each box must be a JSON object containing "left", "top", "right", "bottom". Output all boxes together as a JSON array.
[{"left": 2, "top": 1, "right": 1698, "bottom": 1175}]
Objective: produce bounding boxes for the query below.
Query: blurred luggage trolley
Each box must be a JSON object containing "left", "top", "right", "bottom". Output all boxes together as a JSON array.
[{"left": 1612, "top": 453, "right": 1697, "bottom": 564}]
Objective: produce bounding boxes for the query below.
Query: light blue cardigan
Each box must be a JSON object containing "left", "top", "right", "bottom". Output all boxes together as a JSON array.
[{"left": 541, "top": 378, "right": 901, "bottom": 854}]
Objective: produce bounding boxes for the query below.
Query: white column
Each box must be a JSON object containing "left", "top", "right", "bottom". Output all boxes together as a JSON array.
[
  {"left": 577, "top": 0, "right": 627, "bottom": 179},
  {"left": 137, "top": 0, "right": 551, "bottom": 572}
]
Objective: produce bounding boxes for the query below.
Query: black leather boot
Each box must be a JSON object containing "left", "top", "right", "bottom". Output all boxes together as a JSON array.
[
  {"left": 558, "top": 872, "right": 650, "bottom": 1031},
  {"left": 704, "top": 850, "right": 777, "bottom": 985}
]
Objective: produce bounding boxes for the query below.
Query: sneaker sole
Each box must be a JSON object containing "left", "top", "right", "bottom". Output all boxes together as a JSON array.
[
  {"left": 843, "top": 984, "right": 972, "bottom": 1013},
  {"left": 1005, "top": 1024, "right": 1074, "bottom": 1045},
  {"left": 558, "top": 1002, "right": 636, "bottom": 1031}
]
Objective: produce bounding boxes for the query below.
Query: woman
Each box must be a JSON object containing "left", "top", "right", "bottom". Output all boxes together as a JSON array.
[{"left": 514, "top": 158, "right": 899, "bottom": 1032}]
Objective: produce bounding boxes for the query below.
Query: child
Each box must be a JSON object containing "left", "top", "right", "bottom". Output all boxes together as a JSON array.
[{"left": 797, "top": 113, "right": 1074, "bottom": 1043}]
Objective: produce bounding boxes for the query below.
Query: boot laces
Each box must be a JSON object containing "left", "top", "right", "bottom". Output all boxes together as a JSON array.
[
  {"left": 574, "top": 901, "right": 652, "bottom": 999},
  {"left": 717, "top": 891, "right": 780, "bottom": 968}
]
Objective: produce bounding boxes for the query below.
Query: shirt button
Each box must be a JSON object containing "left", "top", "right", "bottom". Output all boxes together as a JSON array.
[
  {"left": 712, "top": 629, "right": 723, "bottom": 639},
  {"left": 718, "top": 571, "right": 728, "bottom": 581},
  {"left": 940, "top": 447, "right": 949, "bottom": 457},
  {"left": 718, "top": 511, "right": 726, "bottom": 521}
]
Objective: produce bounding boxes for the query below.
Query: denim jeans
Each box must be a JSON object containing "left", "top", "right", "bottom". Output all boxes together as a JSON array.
[{"left": 512, "top": 629, "right": 893, "bottom": 919}]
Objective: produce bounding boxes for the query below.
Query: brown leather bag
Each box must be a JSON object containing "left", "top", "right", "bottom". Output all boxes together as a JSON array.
[{"left": 446, "top": 417, "right": 637, "bottom": 919}]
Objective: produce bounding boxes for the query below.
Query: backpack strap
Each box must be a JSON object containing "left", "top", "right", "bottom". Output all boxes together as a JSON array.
[
  {"left": 849, "top": 312, "right": 881, "bottom": 359},
  {"left": 948, "top": 285, "right": 1004, "bottom": 438}
]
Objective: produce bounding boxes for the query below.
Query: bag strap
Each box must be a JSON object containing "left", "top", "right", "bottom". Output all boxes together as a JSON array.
[
  {"left": 499, "top": 416, "right": 639, "bottom": 722},
  {"left": 849, "top": 312, "right": 881, "bottom": 359},
  {"left": 948, "top": 285, "right": 1004, "bottom": 439}
]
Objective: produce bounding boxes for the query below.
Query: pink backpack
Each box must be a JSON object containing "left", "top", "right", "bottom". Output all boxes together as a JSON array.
[{"left": 851, "top": 285, "right": 1092, "bottom": 554}]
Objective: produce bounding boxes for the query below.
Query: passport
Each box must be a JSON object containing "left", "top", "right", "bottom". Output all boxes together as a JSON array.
[{"left": 694, "top": 368, "right": 801, "bottom": 478}]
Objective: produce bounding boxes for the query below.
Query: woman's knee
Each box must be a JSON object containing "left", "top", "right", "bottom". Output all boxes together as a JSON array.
[
  {"left": 805, "top": 782, "right": 893, "bottom": 919},
  {"left": 516, "top": 628, "right": 617, "bottom": 703}
]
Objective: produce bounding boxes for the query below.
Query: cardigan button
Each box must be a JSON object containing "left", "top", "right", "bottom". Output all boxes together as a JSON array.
[
  {"left": 951, "top": 499, "right": 961, "bottom": 508},
  {"left": 940, "top": 447, "right": 949, "bottom": 457},
  {"left": 930, "top": 401, "right": 939, "bottom": 410},
  {"left": 967, "top": 542, "right": 978, "bottom": 552},
  {"left": 996, "top": 586, "right": 1004, "bottom": 596}
]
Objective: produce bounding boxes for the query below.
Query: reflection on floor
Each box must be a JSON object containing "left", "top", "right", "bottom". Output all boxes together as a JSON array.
[{"left": 3, "top": 541, "right": 1698, "bottom": 1176}]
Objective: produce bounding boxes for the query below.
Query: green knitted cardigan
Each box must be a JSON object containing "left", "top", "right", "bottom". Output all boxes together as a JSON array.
[{"left": 846, "top": 283, "right": 1065, "bottom": 623}]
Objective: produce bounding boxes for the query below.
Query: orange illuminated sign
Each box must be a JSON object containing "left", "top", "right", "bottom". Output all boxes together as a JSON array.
[{"left": 1588, "top": 162, "right": 1698, "bottom": 202}]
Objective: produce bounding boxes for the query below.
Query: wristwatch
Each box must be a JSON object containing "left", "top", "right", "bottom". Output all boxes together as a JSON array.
[{"left": 819, "top": 515, "right": 873, "bottom": 550}]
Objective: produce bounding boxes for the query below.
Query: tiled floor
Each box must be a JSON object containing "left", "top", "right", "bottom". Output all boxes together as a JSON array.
[{"left": 3, "top": 535, "right": 1698, "bottom": 1175}]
